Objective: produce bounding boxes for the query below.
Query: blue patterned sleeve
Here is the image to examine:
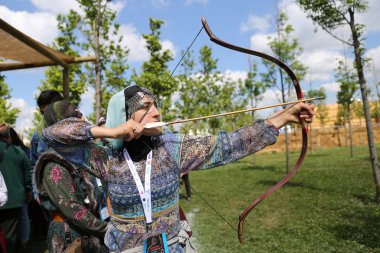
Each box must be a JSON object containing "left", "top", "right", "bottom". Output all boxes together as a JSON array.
[
  {"left": 42, "top": 117, "right": 95, "bottom": 147},
  {"left": 161, "top": 120, "right": 279, "bottom": 174},
  {"left": 41, "top": 118, "right": 102, "bottom": 176}
]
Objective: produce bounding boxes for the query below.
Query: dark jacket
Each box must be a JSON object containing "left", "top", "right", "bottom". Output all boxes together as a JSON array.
[{"left": 0, "top": 141, "right": 31, "bottom": 209}]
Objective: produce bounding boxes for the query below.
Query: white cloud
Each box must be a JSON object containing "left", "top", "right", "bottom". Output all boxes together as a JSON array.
[
  {"left": 10, "top": 98, "right": 36, "bottom": 136},
  {"left": 249, "top": 33, "right": 274, "bottom": 55},
  {"left": 31, "top": 0, "right": 80, "bottom": 14},
  {"left": 364, "top": 46, "right": 380, "bottom": 90},
  {"left": 161, "top": 40, "right": 176, "bottom": 58},
  {"left": 0, "top": 6, "right": 58, "bottom": 44},
  {"left": 223, "top": 69, "right": 247, "bottom": 81},
  {"left": 321, "top": 82, "right": 341, "bottom": 93},
  {"left": 118, "top": 23, "right": 149, "bottom": 62},
  {"left": 281, "top": 1, "right": 346, "bottom": 53},
  {"left": 240, "top": 14, "right": 272, "bottom": 33},
  {"left": 301, "top": 50, "right": 344, "bottom": 82},
  {"left": 185, "top": 0, "right": 208, "bottom": 6},
  {"left": 365, "top": 46, "right": 380, "bottom": 75},
  {"left": 109, "top": 1, "right": 126, "bottom": 14},
  {"left": 79, "top": 87, "right": 95, "bottom": 117},
  {"left": 152, "top": 0, "right": 171, "bottom": 8},
  {"left": 116, "top": 23, "right": 176, "bottom": 62},
  {"left": 358, "top": 0, "right": 380, "bottom": 33},
  {"left": 31, "top": 0, "right": 125, "bottom": 16}
]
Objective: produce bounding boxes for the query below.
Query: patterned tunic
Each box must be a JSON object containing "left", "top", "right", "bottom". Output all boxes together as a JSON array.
[{"left": 42, "top": 118, "right": 279, "bottom": 252}]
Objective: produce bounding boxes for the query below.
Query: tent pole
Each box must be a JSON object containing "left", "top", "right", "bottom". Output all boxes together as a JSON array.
[{"left": 63, "top": 67, "right": 70, "bottom": 100}]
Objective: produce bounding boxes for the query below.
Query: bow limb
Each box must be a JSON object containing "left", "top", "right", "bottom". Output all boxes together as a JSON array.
[{"left": 201, "top": 17, "right": 308, "bottom": 243}]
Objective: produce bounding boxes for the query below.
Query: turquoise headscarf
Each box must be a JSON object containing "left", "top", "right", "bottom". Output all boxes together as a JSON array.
[
  {"left": 105, "top": 89, "right": 126, "bottom": 150},
  {"left": 105, "top": 86, "right": 156, "bottom": 150}
]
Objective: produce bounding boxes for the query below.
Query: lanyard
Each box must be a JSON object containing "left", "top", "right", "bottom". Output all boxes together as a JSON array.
[{"left": 123, "top": 149, "right": 153, "bottom": 225}]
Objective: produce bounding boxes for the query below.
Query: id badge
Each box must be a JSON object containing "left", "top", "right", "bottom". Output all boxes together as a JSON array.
[
  {"left": 99, "top": 193, "right": 110, "bottom": 221},
  {"left": 143, "top": 232, "right": 169, "bottom": 253}
]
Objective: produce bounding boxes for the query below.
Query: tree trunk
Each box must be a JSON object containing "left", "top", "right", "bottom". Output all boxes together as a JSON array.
[
  {"left": 343, "top": 107, "right": 347, "bottom": 146},
  {"left": 309, "top": 123, "right": 313, "bottom": 154},
  {"left": 94, "top": 0, "right": 102, "bottom": 123},
  {"left": 62, "top": 67, "right": 70, "bottom": 100},
  {"left": 336, "top": 127, "right": 341, "bottom": 147},
  {"left": 350, "top": 8, "right": 380, "bottom": 203},
  {"left": 348, "top": 104, "right": 354, "bottom": 157},
  {"left": 279, "top": 68, "right": 290, "bottom": 173},
  {"left": 285, "top": 126, "right": 290, "bottom": 173}
]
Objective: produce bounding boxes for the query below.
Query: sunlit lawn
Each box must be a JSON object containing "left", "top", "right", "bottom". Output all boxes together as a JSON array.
[{"left": 179, "top": 145, "right": 380, "bottom": 253}]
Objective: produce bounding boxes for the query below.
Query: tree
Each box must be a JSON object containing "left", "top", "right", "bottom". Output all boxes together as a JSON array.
[
  {"left": 262, "top": 11, "right": 307, "bottom": 172},
  {"left": 132, "top": 18, "right": 175, "bottom": 122},
  {"left": 39, "top": 1, "right": 129, "bottom": 124},
  {"left": 0, "top": 75, "right": 20, "bottom": 126},
  {"left": 175, "top": 49, "right": 205, "bottom": 134},
  {"left": 243, "top": 59, "right": 269, "bottom": 120},
  {"left": 175, "top": 45, "right": 244, "bottom": 134},
  {"left": 79, "top": 0, "right": 129, "bottom": 122},
  {"left": 297, "top": 0, "right": 380, "bottom": 203},
  {"left": 335, "top": 59, "right": 358, "bottom": 157},
  {"left": 307, "top": 88, "right": 326, "bottom": 153},
  {"left": 39, "top": 11, "right": 86, "bottom": 107}
]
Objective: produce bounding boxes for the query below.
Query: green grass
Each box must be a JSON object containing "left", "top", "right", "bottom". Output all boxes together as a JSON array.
[
  {"left": 31, "top": 145, "right": 380, "bottom": 252},
  {"left": 179, "top": 145, "right": 380, "bottom": 253}
]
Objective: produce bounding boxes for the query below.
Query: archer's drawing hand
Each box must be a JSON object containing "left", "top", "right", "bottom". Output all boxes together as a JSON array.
[
  {"left": 90, "top": 119, "right": 144, "bottom": 141},
  {"left": 114, "top": 119, "right": 144, "bottom": 141}
]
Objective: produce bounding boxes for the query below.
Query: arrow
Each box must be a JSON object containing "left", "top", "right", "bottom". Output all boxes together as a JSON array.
[{"left": 145, "top": 96, "right": 323, "bottom": 129}]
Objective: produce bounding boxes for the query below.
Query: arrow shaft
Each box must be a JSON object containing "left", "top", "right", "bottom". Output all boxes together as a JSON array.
[{"left": 166, "top": 97, "right": 322, "bottom": 126}]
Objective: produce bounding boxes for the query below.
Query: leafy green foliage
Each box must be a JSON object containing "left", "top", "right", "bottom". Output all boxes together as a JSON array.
[
  {"left": 78, "top": 0, "right": 129, "bottom": 122},
  {"left": 241, "top": 59, "right": 269, "bottom": 120},
  {"left": 262, "top": 12, "right": 307, "bottom": 103},
  {"left": 334, "top": 59, "right": 358, "bottom": 128},
  {"left": 336, "top": 60, "right": 358, "bottom": 108},
  {"left": 0, "top": 75, "right": 20, "bottom": 126},
  {"left": 39, "top": 11, "right": 85, "bottom": 107},
  {"left": 296, "top": 0, "right": 367, "bottom": 42},
  {"left": 307, "top": 88, "right": 327, "bottom": 125},
  {"left": 175, "top": 45, "right": 249, "bottom": 134},
  {"left": 39, "top": 1, "right": 129, "bottom": 124},
  {"left": 132, "top": 18, "right": 175, "bottom": 122}
]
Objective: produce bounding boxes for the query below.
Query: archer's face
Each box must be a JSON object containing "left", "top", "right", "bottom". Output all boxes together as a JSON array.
[{"left": 132, "top": 96, "right": 161, "bottom": 136}]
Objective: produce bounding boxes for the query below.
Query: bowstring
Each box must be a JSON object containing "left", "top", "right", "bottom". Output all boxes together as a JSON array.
[
  {"left": 165, "top": 26, "right": 204, "bottom": 83},
  {"left": 190, "top": 185, "right": 237, "bottom": 233},
  {"left": 190, "top": 185, "right": 255, "bottom": 242}
]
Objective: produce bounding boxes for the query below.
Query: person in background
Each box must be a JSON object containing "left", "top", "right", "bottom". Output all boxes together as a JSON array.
[
  {"left": 33, "top": 101, "right": 109, "bottom": 253},
  {"left": 30, "top": 90, "right": 64, "bottom": 175},
  {"left": 29, "top": 89, "right": 63, "bottom": 240},
  {"left": 0, "top": 172, "right": 7, "bottom": 207},
  {"left": 0, "top": 124, "right": 32, "bottom": 253},
  {"left": 41, "top": 85, "right": 315, "bottom": 252},
  {"left": 0, "top": 171, "right": 7, "bottom": 253},
  {"left": 9, "top": 128, "right": 31, "bottom": 252},
  {"left": 0, "top": 158, "right": 7, "bottom": 253}
]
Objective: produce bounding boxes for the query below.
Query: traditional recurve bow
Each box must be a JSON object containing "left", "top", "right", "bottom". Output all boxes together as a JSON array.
[{"left": 201, "top": 16, "right": 308, "bottom": 243}]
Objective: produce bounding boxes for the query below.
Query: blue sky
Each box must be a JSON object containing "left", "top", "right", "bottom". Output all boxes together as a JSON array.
[{"left": 1, "top": 0, "right": 380, "bottom": 135}]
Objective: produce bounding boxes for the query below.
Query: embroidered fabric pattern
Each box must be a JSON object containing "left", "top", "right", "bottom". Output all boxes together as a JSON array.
[
  {"left": 35, "top": 158, "right": 108, "bottom": 252},
  {"left": 42, "top": 118, "right": 279, "bottom": 252}
]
